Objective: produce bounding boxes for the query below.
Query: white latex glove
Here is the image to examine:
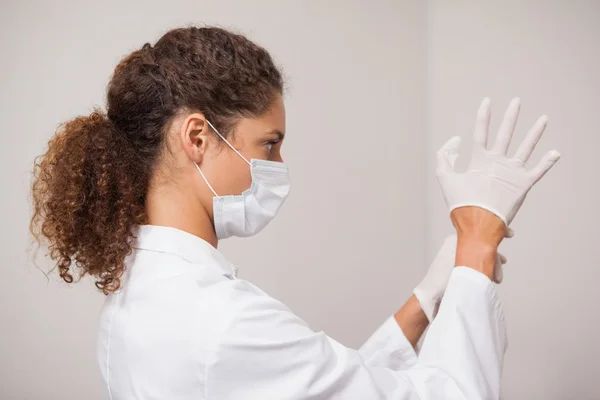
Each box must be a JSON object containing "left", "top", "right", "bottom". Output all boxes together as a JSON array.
[
  {"left": 413, "top": 234, "right": 507, "bottom": 322},
  {"left": 436, "top": 97, "right": 560, "bottom": 226}
]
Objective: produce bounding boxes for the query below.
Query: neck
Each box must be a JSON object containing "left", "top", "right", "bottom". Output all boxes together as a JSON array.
[{"left": 145, "top": 183, "right": 218, "bottom": 248}]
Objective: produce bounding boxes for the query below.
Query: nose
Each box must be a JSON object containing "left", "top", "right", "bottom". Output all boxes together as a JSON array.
[{"left": 272, "top": 152, "right": 283, "bottom": 163}]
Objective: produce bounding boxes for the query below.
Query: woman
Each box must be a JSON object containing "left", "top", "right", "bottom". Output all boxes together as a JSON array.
[{"left": 31, "top": 26, "right": 559, "bottom": 399}]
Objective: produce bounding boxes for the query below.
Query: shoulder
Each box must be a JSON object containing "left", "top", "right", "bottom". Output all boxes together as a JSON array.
[{"left": 124, "top": 256, "right": 295, "bottom": 333}]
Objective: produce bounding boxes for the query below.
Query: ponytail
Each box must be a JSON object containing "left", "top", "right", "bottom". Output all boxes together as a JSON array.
[
  {"left": 31, "top": 110, "right": 146, "bottom": 294},
  {"left": 31, "top": 26, "right": 284, "bottom": 294}
]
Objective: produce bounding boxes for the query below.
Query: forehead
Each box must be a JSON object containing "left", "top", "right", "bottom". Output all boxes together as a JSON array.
[{"left": 235, "top": 95, "right": 286, "bottom": 137}]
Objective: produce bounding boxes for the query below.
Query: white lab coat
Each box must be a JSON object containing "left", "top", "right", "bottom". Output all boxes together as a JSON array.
[{"left": 97, "top": 225, "right": 507, "bottom": 399}]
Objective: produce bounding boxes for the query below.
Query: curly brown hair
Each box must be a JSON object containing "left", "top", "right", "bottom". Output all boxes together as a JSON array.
[{"left": 30, "top": 26, "right": 284, "bottom": 294}]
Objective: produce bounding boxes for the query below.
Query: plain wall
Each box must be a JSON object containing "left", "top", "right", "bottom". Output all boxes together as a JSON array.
[
  {"left": 0, "top": 1, "right": 426, "bottom": 399},
  {"left": 426, "top": 1, "right": 600, "bottom": 398}
]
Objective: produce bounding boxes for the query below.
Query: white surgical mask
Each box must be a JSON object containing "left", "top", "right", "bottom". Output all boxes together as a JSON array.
[{"left": 193, "top": 120, "right": 291, "bottom": 240}]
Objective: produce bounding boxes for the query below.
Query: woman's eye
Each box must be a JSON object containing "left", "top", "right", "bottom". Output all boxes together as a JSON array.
[{"left": 266, "top": 141, "right": 277, "bottom": 151}]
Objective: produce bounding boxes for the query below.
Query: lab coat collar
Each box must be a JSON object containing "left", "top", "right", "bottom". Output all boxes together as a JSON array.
[{"left": 133, "top": 225, "right": 237, "bottom": 278}]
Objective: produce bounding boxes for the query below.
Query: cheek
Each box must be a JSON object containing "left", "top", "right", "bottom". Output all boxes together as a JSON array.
[
  {"left": 207, "top": 152, "right": 252, "bottom": 196},
  {"left": 246, "top": 145, "right": 271, "bottom": 161}
]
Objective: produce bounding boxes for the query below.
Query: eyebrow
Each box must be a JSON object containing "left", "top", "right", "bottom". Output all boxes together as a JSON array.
[{"left": 266, "top": 129, "right": 285, "bottom": 140}]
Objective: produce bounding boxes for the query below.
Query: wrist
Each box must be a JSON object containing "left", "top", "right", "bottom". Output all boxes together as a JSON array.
[
  {"left": 394, "top": 295, "right": 429, "bottom": 348},
  {"left": 456, "top": 235, "right": 498, "bottom": 253},
  {"left": 455, "top": 238, "right": 498, "bottom": 280},
  {"left": 450, "top": 207, "right": 506, "bottom": 248}
]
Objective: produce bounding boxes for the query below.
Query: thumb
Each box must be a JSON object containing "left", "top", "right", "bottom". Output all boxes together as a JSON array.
[{"left": 436, "top": 136, "right": 461, "bottom": 175}]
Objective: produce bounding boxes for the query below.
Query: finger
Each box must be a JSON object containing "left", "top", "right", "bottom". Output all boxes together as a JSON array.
[
  {"left": 494, "top": 267, "right": 504, "bottom": 283},
  {"left": 494, "top": 258, "right": 504, "bottom": 284},
  {"left": 473, "top": 98, "right": 491, "bottom": 149},
  {"left": 494, "top": 253, "right": 506, "bottom": 284},
  {"left": 492, "top": 97, "right": 521, "bottom": 155},
  {"left": 436, "top": 136, "right": 462, "bottom": 174},
  {"left": 513, "top": 115, "right": 549, "bottom": 164},
  {"left": 529, "top": 150, "right": 561, "bottom": 183}
]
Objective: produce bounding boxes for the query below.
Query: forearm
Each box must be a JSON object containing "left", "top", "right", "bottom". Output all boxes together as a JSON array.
[
  {"left": 400, "top": 236, "right": 498, "bottom": 348},
  {"left": 452, "top": 206, "right": 503, "bottom": 279},
  {"left": 455, "top": 237, "right": 498, "bottom": 279},
  {"left": 399, "top": 207, "right": 502, "bottom": 348},
  {"left": 394, "top": 294, "right": 429, "bottom": 348}
]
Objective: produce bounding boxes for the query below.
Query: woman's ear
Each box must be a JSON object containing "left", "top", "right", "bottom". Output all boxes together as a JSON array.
[{"left": 178, "top": 113, "right": 211, "bottom": 163}]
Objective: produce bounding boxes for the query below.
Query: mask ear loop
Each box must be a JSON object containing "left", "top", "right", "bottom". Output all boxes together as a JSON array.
[
  {"left": 194, "top": 162, "right": 218, "bottom": 197},
  {"left": 195, "top": 119, "right": 253, "bottom": 197},
  {"left": 206, "top": 120, "right": 252, "bottom": 166}
]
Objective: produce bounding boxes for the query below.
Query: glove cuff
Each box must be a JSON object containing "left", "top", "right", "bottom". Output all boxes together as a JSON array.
[{"left": 413, "top": 287, "right": 440, "bottom": 322}]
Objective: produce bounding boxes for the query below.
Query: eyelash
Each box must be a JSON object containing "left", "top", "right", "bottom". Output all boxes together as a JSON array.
[{"left": 266, "top": 141, "right": 279, "bottom": 150}]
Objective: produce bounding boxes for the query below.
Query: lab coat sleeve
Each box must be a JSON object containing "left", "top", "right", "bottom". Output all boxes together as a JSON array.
[
  {"left": 206, "top": 267, "right": 507, "bottom": 399},
  {"left": 358, "top": 316, "right": 417, "bottom": 370}
]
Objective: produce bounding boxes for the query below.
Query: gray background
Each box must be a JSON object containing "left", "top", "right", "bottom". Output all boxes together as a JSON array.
[{"left": 1, "top": 1, "right": 597, "bottom": 399}]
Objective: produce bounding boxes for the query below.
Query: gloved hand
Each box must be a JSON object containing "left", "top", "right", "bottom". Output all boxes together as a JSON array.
[
  {"left": 413, "top": 234, "right": 507, "bottom": 322},
  {"left": 436, "top": 97, "right": 560, "bottom": 227}
]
